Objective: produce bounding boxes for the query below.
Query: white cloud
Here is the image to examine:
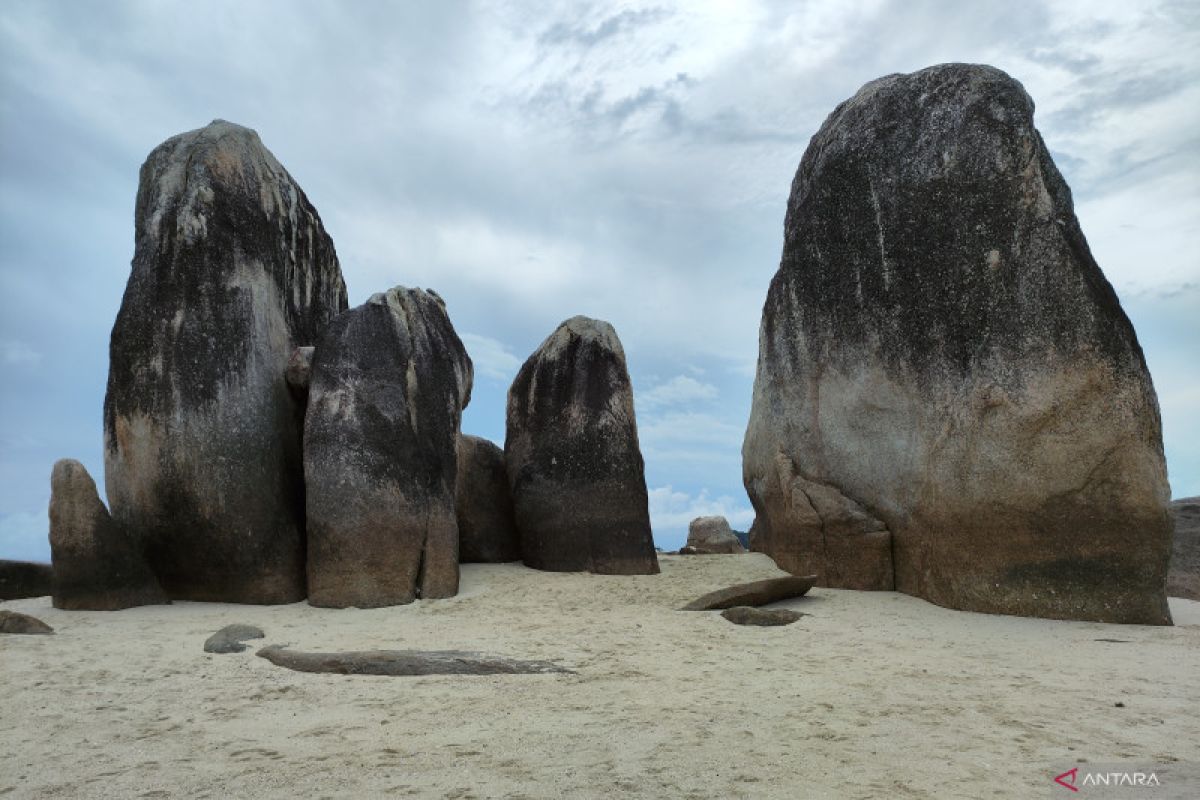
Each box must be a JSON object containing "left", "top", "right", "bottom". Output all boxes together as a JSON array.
[
  {"left": 638, "top": 374, "right": 718, "bottom": 409},
  {"left": 460, "top": 332, "right": 523, "bottom": 382},
  {"left": 1, "top": 339, "right": 42, "bottom": 365}
]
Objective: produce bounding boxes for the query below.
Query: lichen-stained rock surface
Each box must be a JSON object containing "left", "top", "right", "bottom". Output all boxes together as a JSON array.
[
  {"left": 49, "top": 459, "right": 167, "bottom": 610},
  {"left": 456, "top": 435, "right": 521, "bottom": 563},
  {"left": 1168, "top": 497, "right": 1200, "bottom": 601},
  {"left": 304, "top": 287, "right": 473, "bottom": 608},
  {"left": 104, "top": 120, "right": 347, "bottom": 604},
  {"left": 743, "top": 64, "right": 1172, "bottom": 624},
  {"left": 505, "top": 317, "right": 659, "bottom": 575}
]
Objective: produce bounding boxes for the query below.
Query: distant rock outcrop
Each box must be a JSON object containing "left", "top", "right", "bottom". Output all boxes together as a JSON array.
[
  {"left": 1168, "top": 497, "right": 1200, "bottom": 601},
  {"left": 686, "top": 516, "right": 746, "bottom": 554},
  {"left": 49, "top": 459, "right": 167, "bottom": 610},
  {"left": 456, "top": 435, "right": 521, "bottom": 563},
  {"left": 0, "top": 610, "right": 54, "bottom": 635},
  {"left": 104, "top": 120, "right": 347, "bottom": 604},
  {"left": 305, "top": 287, "right": 472, "bottom": 608},
  {"left": 505, "top": 317, "right": 659, "bottom": 575},
  {"left": 0, "top": 560, "right": 54, "bottom": 600},
  {"left": 743, "top": 64, "right": 1172, "bottom": 624}
]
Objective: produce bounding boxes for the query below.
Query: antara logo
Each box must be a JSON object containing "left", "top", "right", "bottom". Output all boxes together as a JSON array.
[{"left": 1054, "top": 766, "right": 1163, "bottom": 791}]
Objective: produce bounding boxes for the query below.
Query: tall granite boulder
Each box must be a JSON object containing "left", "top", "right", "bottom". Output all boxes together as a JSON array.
[
  {"left": 1168, "top": 497, "right": 1200, "bottom": 601},
  {"left": 49, "top": 459, "right": 167, "bottom": 610},
  {"left": 104, "top": 120, "right": 347, "bottom": 604},
  {"left": 686, "top": 516, "right": 746, "bottom": 554},
  {"left": 305, "top": 287, "right": 473, "bottom": 608},
  {"left": 505, "top": 317, "right": 659, "bottom": 575},
  {"left": 456, "top": 435, "right": 521, "bottom": 563},
  {"left": 743, "top": 64, "right": 1172, "bottom": 624}
]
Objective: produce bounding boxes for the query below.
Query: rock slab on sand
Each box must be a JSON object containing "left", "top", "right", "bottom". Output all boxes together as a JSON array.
[
  {"left": 456, "top": 435, "right": 521, "bottom": 563},
  {"left": 506, "top": 317, "right": 658, "bottom": 575},
  {"left": 104, "top": 120, "right": 347, "bottom": 604},
  {"left": 686, "top": 516, "right": 746, "bottom": 554},
  {"left": 0, "top": 560, "right": 53, "bottom": 600},
  {"left": 1169, "top": 497, "right": 1200, "bottom": 601},
  {"left": 204, "top": 624, "right": 266, "bottom": 654},
  {"left": 680, "top": 575, "right": 816, "bottom": 611},
  {"left": 304, "top": 287, "right": 473, "bottom": 608},
  {"left": 721, "top": 606, "right": 806, "bottom": 626},
  {"left": 0, "top": 609, "right": 54, "bottom": 635},
  {"left": 743, "top": 63, "right": 1172, "bottom": 625},
  {"left": 49, "top": 459, "right": 167, "bottom": 611},
  {"left": 256, "top": 645, "right": 573, "bottom": 676}
]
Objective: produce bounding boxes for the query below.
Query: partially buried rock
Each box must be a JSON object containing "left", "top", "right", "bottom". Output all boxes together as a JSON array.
[
  {"left": 0, "top": 560, "right": 54, "bottom": 600},
  {"left": 686, "top": 516, "right": 746, "bottom": 554},
  {"left": 257, "top": 645, "right": 573, "bottom": 676},
  {"left": 505, "top": 317, "right": 659, "bottom": 575},
  {"left": 104, "top": 120, "right": 347, "bottom": 604},
  {"left": 456, "top": 435, "right": 521, "bottom": 563},
  {"left": 49, "top": 459, "right": 167, "bottom": 611},
  {"left": 305, "top": 287, "right": 473, "bottom": 608},
  {"left": 203, "top": 624, "right": 265, "bottom": 654},
  {"left": 742, "top": 64, "right": 1172, "bottom": 624},
  {"left": 720, "top": 606, "right": 805, "bottom": 626},
  {"left": 0, "top": 610, "right": 54, "bottom": 635},
  {"left": 681, "top": 575, "right": 816, "bottom": 611},
  {"left": 1168, "top": 497, "right": 1200, "bottom": 601}
]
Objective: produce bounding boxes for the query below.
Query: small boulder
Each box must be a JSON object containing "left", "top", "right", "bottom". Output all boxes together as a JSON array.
[
  {"left": 0, "top": 560, "right": 54, "bottom": 600},
  {"left": 49, "top": 459, "right": 168, "bottom": 611},
  {"left": 203, "top": 623, "right": 265, "bottom": 654},
  {"left": 686, "top": 516, "right": 746, "bottom": 554},
  {"left": 0, "top": 609, "right": 54, "bottom": 635},
  {"left": 456, "top": 435, "right": 521, "bottom": 563},
  {"left": 720, "top": 606, "right": 806, "bottom": 626},
  {"left": 505, "top": 317, "right": 658, "bottom": 575},
  {"left": 1169, "top": 497, "right": 1200, "bottom": 601}
]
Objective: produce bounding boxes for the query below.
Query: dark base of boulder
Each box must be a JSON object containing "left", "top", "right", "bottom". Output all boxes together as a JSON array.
[
  {"left": 721, "top": 606, "right": 806, "bottom": 626},
  {"left": 681, "top": 575, "right": 817, "bottom": 611},
  {"left": 150, "top": 561, "right": 306, "bottom": 605},
  {"left": 0, "top": 609, "right": 54, "bottom": 634},
  {"left": 0, "top": 560, "right": 54, "bottom": 600},
  {"left": 53, "top": 560, "right": 170, "bottom": 611},
  {"left": 256, "top": 645, "right": 573, "bottom": 676}
]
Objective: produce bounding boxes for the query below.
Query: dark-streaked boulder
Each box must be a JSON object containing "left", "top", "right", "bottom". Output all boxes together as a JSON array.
[
  {"left": 686, "top": 516, "right": 746, "bottom": 554},
  {"left": 0, "top": 610, "right": 54, "bottom": 635},
  {"left": 743, "top": 63, "right": 1172, "bottom": 624},
  {"left": 680, "top": 575, "right": 816, "bottom": 611},
  {"left": 203, "top": 623, "right": 265, "bottom": 654},
  {"left": 1169, "top": 497, "right": 1200, "bottom": 601},
  {"left": 49, "top": 459, "right": 167, "bottom": 610},
  {"left": 104, "top": 120, "right": 347, "bottom": 604},
  {"left": 0, "top": 560, "right": 54, "bottom": 600},
  {"left": 305, "top": 287, "right": 472, "bottom": 608},
  {"left": 456, "top": 435, "right": 520, "bottom": 563},
  {"left": 720, "top": 606, "right": 806, "bottom": 626},
  {"left": 505, "top": 317, "right": 659, "bottom": 575}
]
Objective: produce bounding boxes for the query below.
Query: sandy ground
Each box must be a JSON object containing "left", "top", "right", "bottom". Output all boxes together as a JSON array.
[{"left": 2, "top": 553, "right": 1198, "bottom": 799}]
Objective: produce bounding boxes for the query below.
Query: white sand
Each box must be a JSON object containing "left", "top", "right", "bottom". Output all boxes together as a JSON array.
[{"left": 2, "top": 553, "right": 1197, "bottom": 799}]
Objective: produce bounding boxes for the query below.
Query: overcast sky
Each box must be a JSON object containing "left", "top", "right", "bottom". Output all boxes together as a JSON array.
[{"left": 1, "top": 0, "right": 1197, "bottom": 561}]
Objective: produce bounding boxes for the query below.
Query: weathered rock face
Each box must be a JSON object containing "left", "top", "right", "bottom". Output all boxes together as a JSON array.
[
  {"left": 743, "top": 64, "right": 1172, "bottom": 624},
  {"left": 0, "top": 560, "right": 54, "bottom": 600},
  {"left": 456, "top": 435, "right": 520, "bottom": 563},
  {"left": 305, "top": 287, "right": 472, "bottom": 608},
  {"left": 104, "top": 120, "right": 347, "bottom": 604},
  {"left": 686, "top": 516, "right": 747, "bottom": 555},
  {"left": 49, "top": 459, "right": 167, "bottom": 610},
  {"left": 1168, "top": 497, "right": 1200, "bottom": 601},
  {"left": 505, "top": 317, "right": 659, "bottom": 575}
]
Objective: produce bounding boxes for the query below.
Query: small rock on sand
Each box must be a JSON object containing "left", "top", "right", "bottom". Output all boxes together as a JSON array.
[
  {"left": 721, "top": 607, "right": 805, "bottom": 626},
  {"left": 0, "top": 609, "right": 54, "bottom": 635},
  {"left": 204, "top": 624, "right": 265, "bottom": 654}
]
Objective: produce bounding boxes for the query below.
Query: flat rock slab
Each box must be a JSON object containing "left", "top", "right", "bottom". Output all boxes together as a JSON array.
[
  {"left": 681, "top": 575, "right": 817, "bottom": 611},
  {"left": 256, "top": 645, "right": 573, "bottom": 676},
  {"left": 721, "top": 606, "right": 806, "bottom": 626},
  {"left": 0, "top": 610, "right": 54, "bottom": 635},
  {"left": 204, "top": 624, "right": 265, "bottom": 654}
]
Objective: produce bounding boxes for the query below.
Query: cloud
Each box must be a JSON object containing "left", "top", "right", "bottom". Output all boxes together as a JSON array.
[
  {"left": 460, "top": 332, "right": 523, "bottom": 382},
  {"left": 638, "top": 374, "right": 718, "bottom": 409},
  {"left": 0, "top": 339, "right": 41, "bottom": 365},
  {"left": 538, "top": 7, "right": 671, "bottom": 48}
]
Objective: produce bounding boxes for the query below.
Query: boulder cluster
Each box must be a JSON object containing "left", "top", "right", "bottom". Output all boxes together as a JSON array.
[{"left": 49, "top": 120, "right": 658, "bottom": 610}]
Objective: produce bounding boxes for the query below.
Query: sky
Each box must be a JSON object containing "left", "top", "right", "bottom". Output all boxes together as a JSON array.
[{"left": 1, "top": 0, "right": 1197, "bottom": 562}]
